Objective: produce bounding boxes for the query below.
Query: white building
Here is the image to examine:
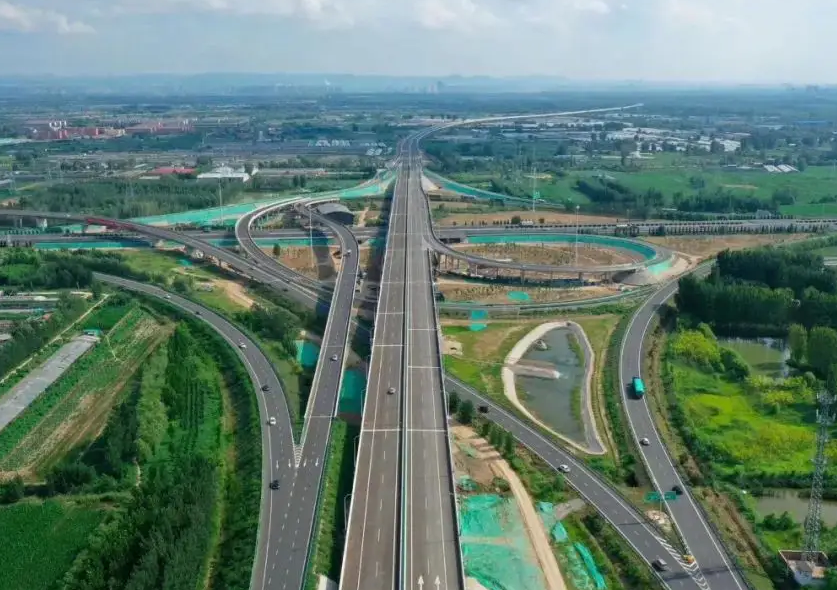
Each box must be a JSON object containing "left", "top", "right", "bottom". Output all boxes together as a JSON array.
[{"left": 197, "top": 165, "right": 255, "bottom": 183}]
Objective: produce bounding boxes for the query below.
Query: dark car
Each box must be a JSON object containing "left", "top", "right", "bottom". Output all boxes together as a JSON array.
[
  {"left": 652, "top": 558, "right": 669, "bottom": 572},
  {"left": 478, "top": 405, "right": 489, "bottom": 414},
  {"left": 269, "top": 480, "right": 280, "bottom": 490},
  {"left": 672, "top": 485, "right": 684, "bottom": 496},
  {"left": 261, "top": 384, "right": 270, "bottom": 392}
]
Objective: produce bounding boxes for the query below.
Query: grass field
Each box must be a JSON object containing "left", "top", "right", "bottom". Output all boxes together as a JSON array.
[
  {"left": 671, "top": 362, "right": 820, "bottom": 476},
  {"left": 450, "top": 163, "right": 837, "bottom": 217},
  {"left": 441, "top": 315, "right": 619, "bottom": 409},
  {"left": 0, "top": 500, "right": 105, "bottom": 590}
]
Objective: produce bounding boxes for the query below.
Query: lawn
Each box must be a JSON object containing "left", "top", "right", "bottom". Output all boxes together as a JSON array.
[
  {"left": 0, "top": 500, "right": 105, "bottom": 590},
  {"left": 671, "top": 362, "right": 820, "bottom": 476}
]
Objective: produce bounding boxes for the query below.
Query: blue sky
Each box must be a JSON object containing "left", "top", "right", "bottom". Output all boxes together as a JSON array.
[{"left": 0, "top": 0, "right": 833, "bottom": 82}]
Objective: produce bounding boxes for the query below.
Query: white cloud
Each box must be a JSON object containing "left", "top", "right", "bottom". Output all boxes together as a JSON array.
[
  {"left": 415, "top": 0, "right": 500, "bottom": 31},
  {"left": 0, "top": 1, "right": 94, "bottom": 33}
]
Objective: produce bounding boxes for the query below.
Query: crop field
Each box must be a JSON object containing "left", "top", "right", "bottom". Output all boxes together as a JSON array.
[
  {"left": 671, "top": 362, "right": 823, "bottom": 476},
  {"left": 0, "top": 500, "right": 105, "bottom": 590},
  {"left": 0, "top": 306, "right": 168, "bottom": 476}
]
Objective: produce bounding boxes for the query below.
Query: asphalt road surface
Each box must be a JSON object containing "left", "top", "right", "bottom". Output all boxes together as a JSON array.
[
  {"left": 403, "top": 145, "right": 464, "bottom": 590},
  {"left": 340, "top": 158, "right": 409, "bottom": 590},
  {"left": 620, "top": 276, "right": 748, "bottom": 590},
  {"left": 445, "top": 377, "right": 709, "bottom": 590}
]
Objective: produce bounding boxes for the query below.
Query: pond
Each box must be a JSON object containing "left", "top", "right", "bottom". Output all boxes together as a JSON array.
[
  {"left": 516, "top": 327, "right": 585, "bottom": 444},
  {"left": 720, "top": 337, "right": 788, "bottom": 378},
  {"left": 754, "top": 489, "right": 837, "bottom": 527}
]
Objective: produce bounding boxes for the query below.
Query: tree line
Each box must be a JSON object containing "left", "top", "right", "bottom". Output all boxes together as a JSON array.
[
  {"left": 15, "top": 177, "right": 245, "bottom": 219},
  {"left": 675, "top": 247, "right": 837, "bottom": 336}
]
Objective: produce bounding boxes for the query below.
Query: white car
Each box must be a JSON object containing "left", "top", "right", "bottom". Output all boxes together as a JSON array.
[
  {"left": 268, "top": 417, "right": 276, "bottom": 426},
  {"left": 239, "top": 343, "right": 247, "bottom": 350},
  {"left": 164, "top": 294, "right": 172, "bottom": 300},
  {"left": 331, "top": 354, "right": 339, "bottom": 361},
  {"left": 640, "top": 437, "right": 650, "bottom": 446},
  {"left": 558, "top": 464, "right": 570, "bottom": 473}
]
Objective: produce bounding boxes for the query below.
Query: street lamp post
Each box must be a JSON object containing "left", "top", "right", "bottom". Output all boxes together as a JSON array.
[{"left": 575, "top": 205, "right": 580, "bottom": 266}]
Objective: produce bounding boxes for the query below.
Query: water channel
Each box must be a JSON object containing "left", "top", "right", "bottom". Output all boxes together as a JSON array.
[
  {"left": 515, "top": 327, "right": 585, "bottom": 443},
  {"left": 754, "top": 489, "right": 837, "bottom": 526},
  {"left": 719, "top": 337, "right": 789, "bottom": 378}
]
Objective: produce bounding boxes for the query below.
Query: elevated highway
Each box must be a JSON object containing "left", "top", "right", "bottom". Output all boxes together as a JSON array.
[{"left": 340, "top": 159, "right": 409, "bottom": 590}]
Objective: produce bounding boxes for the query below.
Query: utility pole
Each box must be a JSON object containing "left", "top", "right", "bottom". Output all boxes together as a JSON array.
[
  {"left": 802, "top": 391, "right": 834, "bottom": 564},
  {"left": 309, "top": 207, "right": 314, "bottom": 270},
  {"left": 575, "top": 205, "right": 580, "bottom": 265},
  {"left": 217, "top": 180, "right": 223, "bottom": 209}
]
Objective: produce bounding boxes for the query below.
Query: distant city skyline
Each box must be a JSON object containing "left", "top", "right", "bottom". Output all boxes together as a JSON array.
[{"left": 0, "top": 0, "right": 834, "bottom": 83}]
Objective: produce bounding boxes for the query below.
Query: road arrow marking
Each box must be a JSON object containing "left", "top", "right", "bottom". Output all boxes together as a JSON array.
[
  {"left": 418, "top": 576, "right": 424, "bottom": 590},
  {"left": 315, "top": 457, "right": 319, "bottom": 467},
  {"left": 434, "top": 576, "right": 440, "bottom": 589}
]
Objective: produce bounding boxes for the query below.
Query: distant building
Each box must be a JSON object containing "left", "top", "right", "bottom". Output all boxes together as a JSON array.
[{"left": 197, "top": 165, "right": 253, "bottom": 183}]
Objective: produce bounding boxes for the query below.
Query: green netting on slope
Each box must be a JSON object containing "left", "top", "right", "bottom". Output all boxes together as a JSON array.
[
  {"left": 507, "top": 291, "right": 531, "bottom": 302},
  {"left": 551, "top": 522, "right": 569, "bottom": 543},
  {"left": 458, "top": 475, "right": 478, "bottom": 492},
  {"left": 337, "top": 368, "right": 366, "bottom": 416},
  {"left": 294, "top": 340, "right": 320, "bottom": 368},
  {"left": 537, "top": 502, "right": 558, "bottom": 531},
  {"left": 470, "top": 310, "right": 489, "bottom": 320},
  {"left": 458, "top": 495, "right": 546, "bottom": 590},
  {"left": 575, "top": 543, "right": 607, "bottom": 589}
]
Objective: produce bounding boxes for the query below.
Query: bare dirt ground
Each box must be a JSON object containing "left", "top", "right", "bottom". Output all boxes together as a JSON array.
[
  {"left": 437, "top": 279, "right": 615, "bottom": 304},
  {"left": 430, "top": 200, "right": 477, "bottom": 210},
  {"left": 452, "top": 425, "right": 567, "bottom": 590},
  {"left": 213, "top": 279, "right": 256, "bottom": 308},
  {"left": 273, "top": 245, "right": 340, "bottom": 279},
  {"left": 645, "top": 233, "right": 814, "bottom": 260},
  {"left": 437, "top": 210, "right": 624, "bottom": 227},
  {"left": 453, "top": 243, "right": 642, "bottom": 267},
  {"left": 354, "top": 207, "right": 369, "bottom": 227}
]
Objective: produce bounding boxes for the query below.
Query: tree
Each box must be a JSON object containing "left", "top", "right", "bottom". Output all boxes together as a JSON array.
[
  {"left": 448, "top": 390, "right": 460, "bottom": 414},
  {"left": 272, "top": 244, "right": 282, "bottom": 257},
  {"left": 503, "top": 431, "right": 515, "bottom": 457},
  {"left": 510, "top": 215, "right": 522, "bottom": 225},
  {"left": 808, "top": 327, "right": 837, "bottom": 376},
  {"left": 457, "top": 400, "right": 474, "bottom": 424},
  {"left": 788, "top": 324, "right": 808, "bottom": 364},
  {"left": 0, "top": 476, "right": 24, "bottom": 504}
]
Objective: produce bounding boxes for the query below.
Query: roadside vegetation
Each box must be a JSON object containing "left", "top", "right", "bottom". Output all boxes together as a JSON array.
[
  {"left": 305, "top": 419, "right": 360, "bottom": 590},
  {"left": 646, "top": 245, "right": 837, "bottom": 588},
  {"left": 0, "top": 292, "right": 262, "bottom": 590}
]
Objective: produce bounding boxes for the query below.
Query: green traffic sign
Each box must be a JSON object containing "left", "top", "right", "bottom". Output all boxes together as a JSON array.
[
  {"left": 644, "top": 491, "right": 679, "bottom": 503},
  {"left": 533, "top": 191, "right": 540, "bottom": 199}
]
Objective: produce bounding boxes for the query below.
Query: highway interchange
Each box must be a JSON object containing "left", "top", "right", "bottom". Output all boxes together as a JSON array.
[{"left": 0, "top": 109, "right": 756, "bottom": 590}]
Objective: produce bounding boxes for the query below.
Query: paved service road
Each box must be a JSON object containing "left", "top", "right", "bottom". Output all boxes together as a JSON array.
[
  {"left": 340, "top": 157, "right": 409, "bottom": 590},
  {"left": 403, "top": 145, "right": 463, "bottom": 590},
  {"left": 620, "top": 276, "right": 747, "bottom": 590}
]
